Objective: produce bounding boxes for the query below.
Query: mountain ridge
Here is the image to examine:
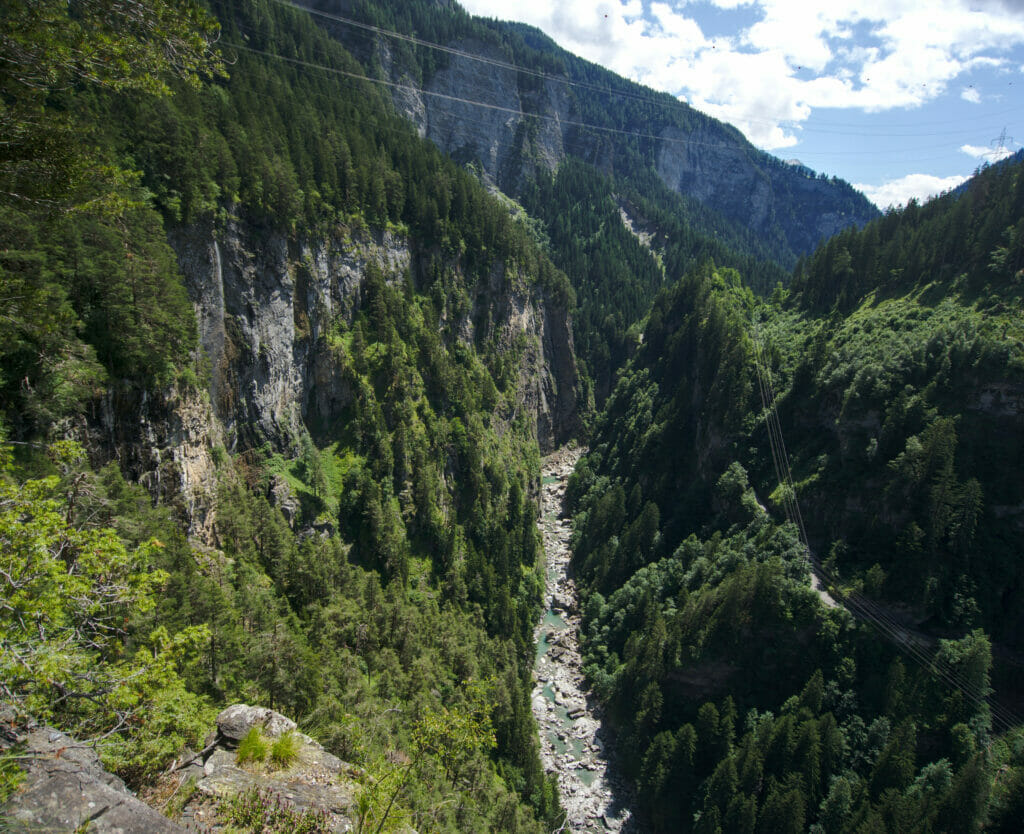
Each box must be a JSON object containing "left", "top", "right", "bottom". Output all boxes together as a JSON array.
[{"left": 294, "top": 0, "right": 878, "bottom": 266}]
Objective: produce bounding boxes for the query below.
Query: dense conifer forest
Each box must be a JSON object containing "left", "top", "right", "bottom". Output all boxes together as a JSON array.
[
  {"left": 566, "top": 159, "right": 1024, "bottom": 830},
  {"left": 1, "top": 0, "right": 1022, "bottom": 832},
  {"left": 2, "top": 1, "right": 567, "bottom": 829}
]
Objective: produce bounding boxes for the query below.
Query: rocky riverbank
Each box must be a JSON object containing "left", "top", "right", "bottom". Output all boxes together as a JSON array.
[{"left": 533, "top": 448, "right": 634, "bottom": 833}]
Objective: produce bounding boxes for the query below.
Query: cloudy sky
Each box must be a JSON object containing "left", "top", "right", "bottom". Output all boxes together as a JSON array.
[{"left": 458, "top": 0, "right": 1024, "bottom": 208}]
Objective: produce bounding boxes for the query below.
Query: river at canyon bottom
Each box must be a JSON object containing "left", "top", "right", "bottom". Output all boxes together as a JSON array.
[{"left": 532, "top": 448, "right": 635, "bottom": 833}]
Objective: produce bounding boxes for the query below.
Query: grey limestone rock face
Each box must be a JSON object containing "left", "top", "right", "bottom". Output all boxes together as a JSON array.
[
  {"left": 86, "top": 384, "right": 225, "bottom": 545},
  {"left": 419, "top": 40, "right": 571, "bottom": 191},
  {"left": 1, "top": 724, "right": 185, "bottom": 834},
  {"left": 657, "top": 125, "right": 773, "bottom": 234},
  {"left": 169, "top": 218, "right": 579, "bottom": 456},
  {"left": 89, "top": 212, "right": 580, "bottom": 539}
]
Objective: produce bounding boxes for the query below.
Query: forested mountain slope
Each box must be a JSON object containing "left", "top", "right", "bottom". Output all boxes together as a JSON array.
[
  {"left": 298, "top": 0, "right": 875, "bottom": 261},
  {"left": 566, "top": 158, "right": 1024, "bottom": 831},
  {"left": 0, "top": 0, "right": 587, "bottom": 828},
  {"left": 6, "top": 0, "right": 1020, "bottom": 832},
  {"left": 291, "top": 0, "right": 874, "bottom": 400}
]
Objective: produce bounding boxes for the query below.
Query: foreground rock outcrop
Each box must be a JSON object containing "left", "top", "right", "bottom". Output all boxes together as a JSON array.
[
  {"left": 173, "top": 704, "right": 362, "bottom": 832},
  {"left": 1, "top": 704, "right": 367, "bottom": 833},
  {"left": 1, "top": 710, "right": 184, "bottom": 833}
]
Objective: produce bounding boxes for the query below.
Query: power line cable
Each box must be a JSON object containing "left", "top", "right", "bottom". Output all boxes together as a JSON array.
[
  {"left": 750, "top": 316, "right": 1022, "bottom": 732},
  {"left": 223, "top": 30, "right": 1024, "bottom": 731},
  {"left": 752, "top": 330, "right": 1015, "bottom": 725},
  {"left": 224, "top": 35, "right": 998, "bottom": 171},
  {"left": 271, "top": 0, "right": 1024, "bottom": 139},
  {"left": 271, "top": 0, "right": 698, "bottom": 113}
]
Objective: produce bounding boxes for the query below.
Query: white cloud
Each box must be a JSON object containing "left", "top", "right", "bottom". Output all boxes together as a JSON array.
[
  {"left": 960, "top": 142, "right": 1016, "bottom": 159},
  {"left": 855, "top": 173, "right": 968, "bottom": 208},
  {"left": 459, "top": 0, "right": 1024, "bottom": 152},
  {"left": 962, "top": 86, "right": 982, "bottom": 101}
]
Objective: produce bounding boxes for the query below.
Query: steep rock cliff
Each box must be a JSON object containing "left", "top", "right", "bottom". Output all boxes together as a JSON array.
[
  {"left": 379, "top": 37, "right": 569, "bottom": 193},
  {"left": 84, "top": 212, "right": 579, "bottom": 539},
  {"left": 169, "top": 214, "right": 579, "bottom": 453}
]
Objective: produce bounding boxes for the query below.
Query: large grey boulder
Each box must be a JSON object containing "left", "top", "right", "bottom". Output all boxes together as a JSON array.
[
  {"left": 215, "top": 703, "right": 297, "bottom": 743},
  {"left": 177, "top": 703, "right": 362, "bottom": 833}
]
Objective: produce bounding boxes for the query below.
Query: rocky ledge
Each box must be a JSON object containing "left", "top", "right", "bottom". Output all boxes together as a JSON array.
[
  {"left": 171, "top": 704, "right": 362, "bottom": 832},
  {"left": 1, "top": 707, "right": 183, "bottom": 833},
  {"left": 1, "top": 704, "right": 366, "bottom": 833}
]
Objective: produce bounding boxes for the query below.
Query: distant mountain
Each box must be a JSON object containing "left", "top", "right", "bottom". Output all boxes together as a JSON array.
[{"left": 298, "top": 0, "right": 878, "bottom": 267}]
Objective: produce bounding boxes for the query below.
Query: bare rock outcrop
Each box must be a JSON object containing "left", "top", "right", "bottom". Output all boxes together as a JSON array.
[
  {"left": 175, "top": 703, "right": 362, "bottom": 833},
  {"left": 168, "top": 218, "right": 579, "bottom": 456},
  {"left": 1, "top": 704, "right": 369, "bottom": 834},
  {"left": 1, "top": 711, "right": 184, "bottom": 834}
]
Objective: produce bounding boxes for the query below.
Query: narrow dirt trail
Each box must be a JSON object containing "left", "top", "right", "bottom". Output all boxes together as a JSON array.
[{"left": 532, "top": 448, "right": 634, "bottom": 833}]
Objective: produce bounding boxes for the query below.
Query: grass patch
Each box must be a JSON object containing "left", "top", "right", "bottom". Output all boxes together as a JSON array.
[
  {"left": 261, "top": 440, "right": 359, "bottom": 524},
  {"left": 269, "top": 730, "right": 300, "bottom": 769},
  {"left": 221, "top": 785, "right": 331, "bottom": 833},
  {"left": 235, "top": 727, "right": 269, "bottom": 766},
  {"left": 0, "top": 749, "right": 25, "bottom": 804}
]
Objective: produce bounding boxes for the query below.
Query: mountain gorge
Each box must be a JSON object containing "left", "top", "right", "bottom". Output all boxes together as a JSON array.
[
  {"left": 293, "top": 0, "right": 877, "bottom": 399},
  {"left": 1, "top": 1, "right": 1022, "bottom": 832}
]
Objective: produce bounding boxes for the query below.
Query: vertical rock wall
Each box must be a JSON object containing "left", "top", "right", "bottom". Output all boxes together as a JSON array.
[{"left": 87, "top": 213, "right": 581, "bottom": 541}]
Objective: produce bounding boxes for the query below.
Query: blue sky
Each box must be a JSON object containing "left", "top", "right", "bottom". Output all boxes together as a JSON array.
[{"left": 458, "top": 0, "right": 1024, "bottom": 207}]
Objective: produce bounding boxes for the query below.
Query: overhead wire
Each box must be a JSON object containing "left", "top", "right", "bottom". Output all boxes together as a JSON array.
[
  {"left": 750, "top": 316, "right": 1023, "bottom": 733},
  {"left": 224, "top": 22, "right": 648, "bottom": 162},
  {"left": 223, "top": 35, "right": 995, "bottom": 167},
  {"left": 269, "top": 0, "right": 696, "bottom": 113},
  {"left": 270, "top": 0, "right": 1024, "bottom": 140},
  {"left": 225, "top": 41, "right": 729, "bottom": 151},
  {"left": 225, "top": 6, "right": 1024, "bottom": 732},
  {"left": 750, "top": 328, "right": 1016, "bottom": 728},
  {"left": 750, "top": 330, "right": 1020, "bottom": 731}
]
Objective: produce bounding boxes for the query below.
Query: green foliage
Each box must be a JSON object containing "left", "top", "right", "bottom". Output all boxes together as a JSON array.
[
  {"left": 221, "top": 785, "right": 331, "bottom": 833},
  {"left": 0, "top": 2, "right": 954, "bottom": 833},
  {"left": 0, "top": 749, "right": 26, "bottom": 804},
  {"left": 0, "top": 0, "right": 562, "bottom": 817},
  {"left": 569, "top": 200, "right": 1023, "bottom": 828},
  {"left": 750, "top": 164, "right": 1024, "bottom": 641},
  {"left": 0, "top": 441, "right": 212, "bottom": 783},
  {"left": 270, "top": 730, "right": 301, "bottom": 769},
  {"left": 236, "top": 727, "right": 270, "bottom": 766},
  {"left": 1, "top": 197, "right": 201, "bottom": 431},
  {"left": 520, "top": 156, "right": 788, "bottom": 405},
  {"left": 0, "top": 0, "right": 224, "bottom": 209}
]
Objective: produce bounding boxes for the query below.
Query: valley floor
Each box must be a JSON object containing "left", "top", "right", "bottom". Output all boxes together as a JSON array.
[{"left": 533, "top": 448, "right": 634, "bottom": 833}]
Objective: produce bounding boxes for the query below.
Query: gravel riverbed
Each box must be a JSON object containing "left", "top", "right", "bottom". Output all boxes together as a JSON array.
[{"left": 532, "top": 448, "right": 634, "bottom": 833}]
